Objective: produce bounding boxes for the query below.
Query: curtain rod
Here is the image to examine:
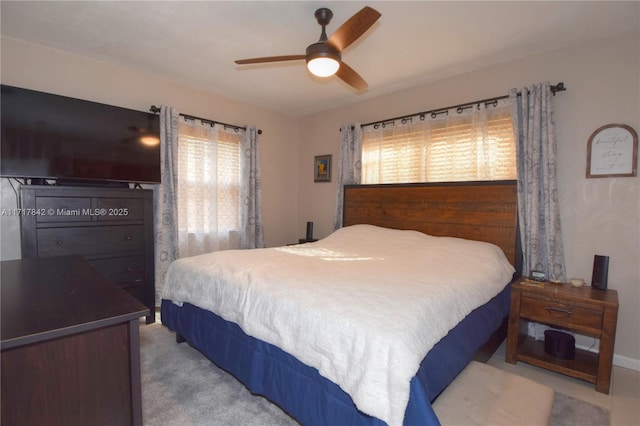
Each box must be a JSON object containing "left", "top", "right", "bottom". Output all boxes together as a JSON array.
[
  {"left": 149, "top": 105, "right": 262, "bottom": 135},
  {"left": 360, "top": 82, "right": 566, "bottom": 129}
]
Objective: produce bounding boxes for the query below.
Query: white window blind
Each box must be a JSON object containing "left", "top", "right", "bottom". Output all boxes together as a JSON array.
[
  {"left": 362, "top": 99, "right": 516, "bottom": 184},
  {"left": 177, "top": 120, "right": 241, "bottom": 255}
]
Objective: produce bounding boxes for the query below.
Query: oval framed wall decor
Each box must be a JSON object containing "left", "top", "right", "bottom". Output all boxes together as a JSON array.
[{"left": 586, "top": 124, "right": 638, "bottom": 178}]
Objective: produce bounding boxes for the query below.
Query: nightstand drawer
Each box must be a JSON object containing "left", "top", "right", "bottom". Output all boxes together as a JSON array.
[{"left": 520, "top": 296, "right": 603, "bottom": 332}]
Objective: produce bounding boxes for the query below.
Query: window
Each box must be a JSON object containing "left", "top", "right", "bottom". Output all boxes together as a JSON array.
[
  {"left": 177, "top": 120, "right": 242, "bottom": 255},
  {"left": 362, "top": 99, "right": 516, "bottom": 184}
]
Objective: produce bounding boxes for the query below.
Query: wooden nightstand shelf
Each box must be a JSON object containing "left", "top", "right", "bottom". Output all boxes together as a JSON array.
[{"left": 506, "top": 279, "right": 619, "bottom": 394}]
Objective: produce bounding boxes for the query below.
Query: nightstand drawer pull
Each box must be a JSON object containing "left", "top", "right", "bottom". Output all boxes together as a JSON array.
[{"left": 546, "top": 307, "right": 572, "bottom": 317}]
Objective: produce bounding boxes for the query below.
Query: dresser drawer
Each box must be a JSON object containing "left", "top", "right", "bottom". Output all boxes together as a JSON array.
[
  {"left": 520, "top": 296, "right": 603, "bottom": 332},
  {"left": 95, "top": 198, "right": 144, "bottom": 222},
  {"left": 37, "top": 225, "right": 144, "bottom": 257},
  {"left": 35, "top": 197, "right": 92, "bottom": 223},
  {"left": 89, "top": 256, "right": 145, "bottom": 284},
  {"left": 124, "top": 285, "right": 145, "bottom": 303}
]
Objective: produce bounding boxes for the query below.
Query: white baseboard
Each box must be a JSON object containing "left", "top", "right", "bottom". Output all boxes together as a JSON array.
[
  {"left": 613, "top": 353, "right": 640, "bottom": 371},
  {"left": 575, "top": 343, "right": 640, "bottom": 372}
]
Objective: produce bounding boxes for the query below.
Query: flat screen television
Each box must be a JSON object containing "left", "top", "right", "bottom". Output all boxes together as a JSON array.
[{"left": 1, "top": 85, "right": 161, "bottom": 185}]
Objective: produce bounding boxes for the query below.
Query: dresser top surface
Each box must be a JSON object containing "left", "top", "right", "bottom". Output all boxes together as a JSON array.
[{"left": 1, "top": 255, "right": 148, "bottom": 349}]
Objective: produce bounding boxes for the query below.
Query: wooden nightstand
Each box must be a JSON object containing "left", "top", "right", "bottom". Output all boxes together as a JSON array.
[{"left": 506, "top": 279, "right": 619, "bottom": 394}]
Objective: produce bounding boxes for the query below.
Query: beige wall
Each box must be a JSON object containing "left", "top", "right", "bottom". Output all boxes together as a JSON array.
[
  {"left": 0, "top": 36, "right": 301, "bottom": 257},
  {"left": 298, "top": 31, "right": 640, "bottom": 366},
  {"left": 1, "top": 32, "right": 638, "bottom": 366}
]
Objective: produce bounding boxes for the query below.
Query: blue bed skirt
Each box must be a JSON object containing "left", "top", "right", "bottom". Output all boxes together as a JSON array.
[{"left": 161, "top": 284, "right": 510, "bottom": 426}]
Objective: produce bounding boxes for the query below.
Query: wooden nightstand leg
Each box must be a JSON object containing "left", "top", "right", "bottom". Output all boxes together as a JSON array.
[
  {"left": 506, "top": 286, "right": 521, "bottom": 364},
  {"left": 596, "top": 304, "right": 618, "bottom": 394}
]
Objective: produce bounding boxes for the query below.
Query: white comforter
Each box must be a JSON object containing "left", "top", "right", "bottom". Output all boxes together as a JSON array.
[{"left": 163, "top": 224, "right": 515, "bottom": 426}]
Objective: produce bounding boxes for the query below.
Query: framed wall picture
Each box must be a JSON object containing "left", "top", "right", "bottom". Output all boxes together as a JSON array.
[
  {"left": 587, "top": 124, "right": 638, "bottom": 178},
  {"left": 314, "top": 155, "right": 332, "bottom": 182}
]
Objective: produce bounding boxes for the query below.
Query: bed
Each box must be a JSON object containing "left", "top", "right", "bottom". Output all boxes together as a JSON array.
[{"left": 161, "top": 180, "right": 519, "bottom": 426}]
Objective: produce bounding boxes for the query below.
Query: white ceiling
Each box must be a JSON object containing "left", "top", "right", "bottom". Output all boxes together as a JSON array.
[{"left": 1, "top": 1, "right": 638, "bottom": 117}]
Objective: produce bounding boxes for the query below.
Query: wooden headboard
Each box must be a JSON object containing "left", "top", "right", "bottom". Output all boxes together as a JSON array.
[{"left": 343, "top": 180, "right": 519, "bottom": 267}]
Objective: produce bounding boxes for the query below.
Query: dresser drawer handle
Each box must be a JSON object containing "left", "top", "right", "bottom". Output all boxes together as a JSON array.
[
  {"left": 56, "top": 241, "right": 64, "bottom": 246},
  {"left": 125, "top": 235, "right": 133, "bottom": 241},
  {"left": 546, "top": 307, "right": 572, "bottom": 317},
  {"left": 126, "top": 267, "right": 133, "bottom": 272}
]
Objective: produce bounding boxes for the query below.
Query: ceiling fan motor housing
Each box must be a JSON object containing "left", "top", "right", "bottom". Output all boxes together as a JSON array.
[{"left": 305, "top": 42, "right": 341, "bottom": 64}]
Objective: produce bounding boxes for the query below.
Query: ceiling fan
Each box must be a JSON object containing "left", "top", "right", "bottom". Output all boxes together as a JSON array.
[{"left": 235, "top": 6, "right": 381, "bottom": 91}]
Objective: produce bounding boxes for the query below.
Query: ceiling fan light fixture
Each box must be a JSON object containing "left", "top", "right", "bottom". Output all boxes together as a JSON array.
[
  {"left": 306, "top": 42, "right": 341, "bottom": 77},
  {"left": 307, "top": 56, "right": 340, "bottom": 77}
]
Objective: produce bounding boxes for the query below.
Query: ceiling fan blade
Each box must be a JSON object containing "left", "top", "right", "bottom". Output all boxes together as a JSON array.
[
  {"left": 335, "top": 62, "right": 368, "bottom": 91},
  {"left": 235, "top": 55, "right": 306, "bottom": 65},
  {"left": 327, "top": 6, "right": 381, "bottom": 52}
]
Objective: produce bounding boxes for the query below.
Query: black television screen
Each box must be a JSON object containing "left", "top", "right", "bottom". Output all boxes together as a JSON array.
[{"left": 1, "top": 85, "right": 161, "bottom": 184}]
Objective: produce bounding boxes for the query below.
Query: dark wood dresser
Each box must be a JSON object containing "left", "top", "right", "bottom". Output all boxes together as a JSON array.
[
  {"left": 20, "top": 185, "right": 155, "bottom": 323},
  {"left": 1, "top": 256, "right": 149, "bottom": 426}
]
